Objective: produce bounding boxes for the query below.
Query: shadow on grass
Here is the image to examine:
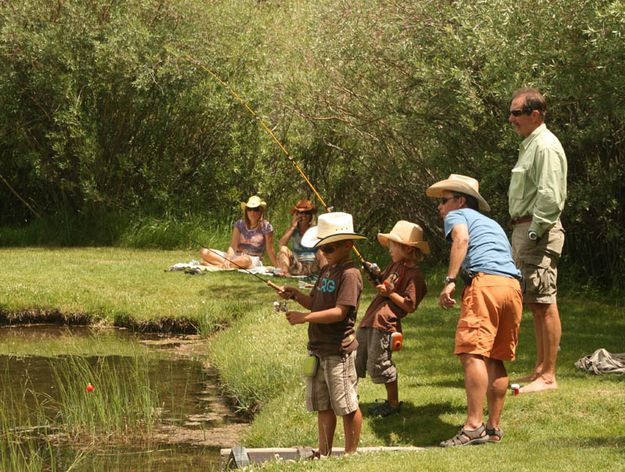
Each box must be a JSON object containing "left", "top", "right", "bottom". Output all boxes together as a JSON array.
[
  {"left": 534, "top": 436, "right": 625, "bottom": 450},
  {"left": 363, "top": 401, "right": 464, "bottom": 447}
]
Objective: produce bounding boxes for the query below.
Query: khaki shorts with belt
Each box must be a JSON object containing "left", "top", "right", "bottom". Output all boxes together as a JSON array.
[
  {"left": 306, "top": 351, "right": 359, "bottom": 416},
  {"left": 511, "top": 219, "right": 565, "bottom": 304}
]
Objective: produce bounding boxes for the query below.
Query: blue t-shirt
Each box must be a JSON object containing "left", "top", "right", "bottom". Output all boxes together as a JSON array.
[
  {"left": 444, "top": 208, "right": 520, "bottom": 279},
  {"left": 291, "top": 229, "right": 317, "bottom": 262}
]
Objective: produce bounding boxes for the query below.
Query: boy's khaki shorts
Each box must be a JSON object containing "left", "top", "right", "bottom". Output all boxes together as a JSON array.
[
  {"left": 512, "top": 220, "right": 565, "bottom": 304},
  {"left": 454, "top": 273, "right": 522, "bottom": 361},
  {"left": 306, "top": 351, "right": 359, "bottom": 416},
  {"left": 355, "top": 327, "right": 397, "bottom": 384}
]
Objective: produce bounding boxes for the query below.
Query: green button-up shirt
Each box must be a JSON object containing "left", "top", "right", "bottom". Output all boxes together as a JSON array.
[{"left": 508, "top": 124, "right": 567, "bottom": 237}]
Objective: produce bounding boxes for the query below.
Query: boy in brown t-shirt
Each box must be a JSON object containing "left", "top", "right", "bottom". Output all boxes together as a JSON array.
[
  {"left": 279, "top": 212, "right": 365, "bottom": 456},
  {"left": 356, "top": 221, "right": 429, "bottom": 417}
]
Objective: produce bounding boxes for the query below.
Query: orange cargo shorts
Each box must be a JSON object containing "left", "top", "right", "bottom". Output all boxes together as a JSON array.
[{"left": 454, "top": 273, "right": 522, "bottom": 361}]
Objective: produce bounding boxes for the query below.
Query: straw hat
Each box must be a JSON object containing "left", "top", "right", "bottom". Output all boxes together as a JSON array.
[
  {"left": 377, "top": 220, "right": 430, "bottom": 254},
  {"left": 426, "top": 174, "right": 490, "bottom": 212},
  {"left": 289, "top": 199, "right": 317, "bottom": 215},
  {"left": 301, "top": 212, "right": 366, "bottom": 248},
  {"left": 240, "top": 195, "right": 267, "bottom": 211}
]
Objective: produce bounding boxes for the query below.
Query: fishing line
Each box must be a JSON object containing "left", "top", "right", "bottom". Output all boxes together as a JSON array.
[
  {"left": 181, "top": 53, "right": 329, "bottom": 211},
  {"left": 192, "top": 241, "right": 282, "bottom": 293},
  {"left": 0, "top": 173, "right": 41, "bottom": 219}
]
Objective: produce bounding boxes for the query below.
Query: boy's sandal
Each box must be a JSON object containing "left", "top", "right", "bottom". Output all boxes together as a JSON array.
[
  {"left": 439, "top": 424, "right": 488, "bottom": 447},
  {"left": 486, "top": 427, "right": 504, "bottom": 443},
  {"left": 367, "top": 399, "right": 388, "bottom": 415},
  {"left": 376, "top": 401, "right": 402, "bottom": 417}
]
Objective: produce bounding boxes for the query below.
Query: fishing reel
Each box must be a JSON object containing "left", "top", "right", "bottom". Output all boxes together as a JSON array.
[
  {"left": 273, "top": 300, "right": 289, "bottom": 313},
  {"left": 362, "top": 260, "right": 384, "bottom": 285}
]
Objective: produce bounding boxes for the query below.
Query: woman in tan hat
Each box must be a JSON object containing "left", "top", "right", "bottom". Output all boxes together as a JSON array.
[
  {"left": 355, "top": 220, "right": 429, "bottom": 417},
  {"left": 276, "top": 199, "right": 326, "bottom": 276},
  {"left": 200, "top": 195, "right": 278, "bottom": 269}
]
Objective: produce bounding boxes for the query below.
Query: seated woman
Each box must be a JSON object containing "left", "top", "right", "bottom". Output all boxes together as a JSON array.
[
  {"left": 200, "top": 195, "right": 278, "bottom": 269},
  {"left": 276, "top": 199, "right": 326, "bottom": 276}
]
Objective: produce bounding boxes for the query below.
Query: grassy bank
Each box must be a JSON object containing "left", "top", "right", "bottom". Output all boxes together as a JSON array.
[
  {"left": 1, "top": 248, "right": 624, "bottom": 471},
  {"left": 0, "top": 247, "right": 264, "bottom": 333}
]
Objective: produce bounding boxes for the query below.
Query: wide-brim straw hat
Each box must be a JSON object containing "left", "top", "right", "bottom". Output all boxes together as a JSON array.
[
  {"left": 289, "top": 199, "right": 317, "bottom": 215},
  {"left": 377, "top": 220, "right": 430, "bottom": 254},
  {"left": 240, "top": 195, "right": 267, "bottom": 211},
  {"left": 301, "top": 212, "right": 366, "bottom": 248},
  {"left": 426, "top": 174, "right": 491, "bottom": 212}
]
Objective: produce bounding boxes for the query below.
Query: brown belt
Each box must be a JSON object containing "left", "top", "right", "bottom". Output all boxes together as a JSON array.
[{"left": 510, "top": 215, "right": 533, "bottom": 225}]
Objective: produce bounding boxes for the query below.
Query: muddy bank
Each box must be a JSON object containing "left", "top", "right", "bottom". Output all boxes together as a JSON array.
[{"left": 0, "top": 308, "right": 200, "bottom": 334}]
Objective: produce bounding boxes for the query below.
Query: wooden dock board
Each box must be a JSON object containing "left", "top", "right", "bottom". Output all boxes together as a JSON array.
[{"left": 221, "top": 445, "right": 427, "bottom": 468}]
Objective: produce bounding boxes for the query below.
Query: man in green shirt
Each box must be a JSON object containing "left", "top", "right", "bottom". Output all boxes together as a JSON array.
[{"left": 508, "top": 88, "right": 567, "bottom": 394}]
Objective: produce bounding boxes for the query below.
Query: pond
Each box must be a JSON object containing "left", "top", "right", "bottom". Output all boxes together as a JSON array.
[{"left": 0, "top": 325, "right": 245, "bottom": 471}]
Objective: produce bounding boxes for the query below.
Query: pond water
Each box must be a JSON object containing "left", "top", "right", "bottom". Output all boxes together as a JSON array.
[{"left": 0, "top": 325, "right": 245, "bottom": 471}]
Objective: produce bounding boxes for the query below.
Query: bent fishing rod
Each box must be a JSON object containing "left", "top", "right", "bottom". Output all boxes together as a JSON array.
[
  {"left": 178, "top": 52, "right": 378, "bottom": 275},
  {"left": 192, "top": 241, "right": 283, "bottom": 293}
]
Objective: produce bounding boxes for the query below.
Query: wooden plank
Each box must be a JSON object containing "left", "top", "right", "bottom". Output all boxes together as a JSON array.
[{"left": 220, "top": 445, "right": 426, "bottom": 468}]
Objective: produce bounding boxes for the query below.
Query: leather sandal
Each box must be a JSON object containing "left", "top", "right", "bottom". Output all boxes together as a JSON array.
[
  {"left": 439, "top": 424, "right": 488, "bottom": 447},
  {"left": 486, "top": 427, "right": 504, "bottom": 443}
]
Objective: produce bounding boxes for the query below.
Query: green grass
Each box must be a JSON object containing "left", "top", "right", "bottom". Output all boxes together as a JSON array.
[
  {"left": 1, "top": 247, "right": 624, "bottom": 471},
  {"left": 0, "top": 247, "right": 269, "bottom": 333}
]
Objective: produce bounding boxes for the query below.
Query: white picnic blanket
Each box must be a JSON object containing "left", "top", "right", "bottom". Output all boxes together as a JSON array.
[
  {"left": 165, "top": 260, "right": 278, "bottom": 276},
  {"left": 575, "top": 348, "right": 625, "bottom": 375}
]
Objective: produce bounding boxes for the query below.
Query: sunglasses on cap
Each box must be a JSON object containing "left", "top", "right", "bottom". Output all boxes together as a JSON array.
[
  {"left": 509, "top": 106, "right": 534, "bottom": 117},
  {"left": 246, "top": 207, "right": 262, "bottom": 212}
]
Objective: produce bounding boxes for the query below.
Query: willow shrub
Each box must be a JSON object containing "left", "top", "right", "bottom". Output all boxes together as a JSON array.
[{"left": 0, "top": 0, "right": 623, "bottom": 287}]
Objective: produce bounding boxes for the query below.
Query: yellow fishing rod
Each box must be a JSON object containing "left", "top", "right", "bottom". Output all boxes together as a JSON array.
[
  {"left": 179, "top": 53, "right": 379, "bottom": 277},
  {"left": 181, "top": 53, "right": 329, "bottom": 212}
]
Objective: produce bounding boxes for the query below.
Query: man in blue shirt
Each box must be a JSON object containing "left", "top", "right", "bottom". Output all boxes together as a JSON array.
[{"left": 427, "top": 174, "right": 522, "bottom": 447}]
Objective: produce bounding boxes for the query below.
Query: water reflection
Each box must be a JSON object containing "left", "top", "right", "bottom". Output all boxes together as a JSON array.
[{"left": 0, "top": 325, "right": 243, "bottom": 471}]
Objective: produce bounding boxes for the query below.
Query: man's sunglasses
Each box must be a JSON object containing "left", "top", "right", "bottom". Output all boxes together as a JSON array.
[
  {"left": 319, "top": 243, "right": 338, "bottom": 254},
  {"left": 438, "top": 195, "right": 459, "bottom": 205},
  {"left": 509, "top": 107, "right": 534, "bottom": 117},
  {"left": 297, "top": 210, "right": 313, "bottom": 215}
]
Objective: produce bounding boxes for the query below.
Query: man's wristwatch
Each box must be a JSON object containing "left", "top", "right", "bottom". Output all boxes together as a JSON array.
[
  {"left": 528, "top": 230, "right": 538, "bottom": 241},
  {"left": 444, "top": 276, "right": 456, "bottom": 285}
]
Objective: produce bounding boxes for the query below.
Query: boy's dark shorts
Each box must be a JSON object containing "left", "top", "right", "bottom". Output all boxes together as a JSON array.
[{"left": 356, "top": 327, "right": 397, "bottom": 384}]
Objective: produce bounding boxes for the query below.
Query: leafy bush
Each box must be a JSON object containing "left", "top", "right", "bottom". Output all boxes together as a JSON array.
[{"left": 1, "top": 0, "right": 623, "bottom": 287}]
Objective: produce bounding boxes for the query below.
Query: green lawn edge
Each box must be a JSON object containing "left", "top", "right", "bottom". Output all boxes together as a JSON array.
[{"left": 1, "top": 248, "right": 624, "bottom": 471}]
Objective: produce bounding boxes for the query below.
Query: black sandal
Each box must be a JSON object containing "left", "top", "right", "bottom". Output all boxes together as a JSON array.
[
  {"left": 439, "top": 424, "right": 488, "bottom": 447},
  {"left": 486, "top": 427, "right": 504, "bottom": 443}
]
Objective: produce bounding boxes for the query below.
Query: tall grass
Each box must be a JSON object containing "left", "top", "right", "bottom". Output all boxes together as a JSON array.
[
  {"left": 50, "top": 355, "right": 160, "bottom": 441},
  {"left": 0, "top": 378, "right": 73, "bottom": 472}
]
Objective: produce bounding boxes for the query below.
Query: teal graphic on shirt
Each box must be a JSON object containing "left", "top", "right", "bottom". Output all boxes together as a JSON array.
[{"left": 319, "top": 275, "right": 337, "bottom": 293}]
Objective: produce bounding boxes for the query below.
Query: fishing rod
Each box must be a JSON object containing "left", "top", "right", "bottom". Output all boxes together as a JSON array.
[
  {"left": 180, "top": 53, "right": 329, "bottom": 212},
  {"left": 178, "top": 52, "right": 379, "bottom": 277},
  {"left": 192, "top": 241, "right": 283, "bottom": 293}
]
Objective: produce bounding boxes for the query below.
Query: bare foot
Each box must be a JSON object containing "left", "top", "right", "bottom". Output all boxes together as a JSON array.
[
  {"left": 519, "top": 376, "right": 558, "bottom": 394},
  {"left": 513, "top": 373, "right": 540, "bottom": 383}
]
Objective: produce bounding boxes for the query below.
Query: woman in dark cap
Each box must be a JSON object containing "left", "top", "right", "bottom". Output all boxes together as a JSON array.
[{"left": 276, "top": 199, "right": 325, "bottom": 276}]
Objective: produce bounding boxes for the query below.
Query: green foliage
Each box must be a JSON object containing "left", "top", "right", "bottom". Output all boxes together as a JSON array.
[{"left": 0, "top": 0, "right": 624, "bottom": 286}]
